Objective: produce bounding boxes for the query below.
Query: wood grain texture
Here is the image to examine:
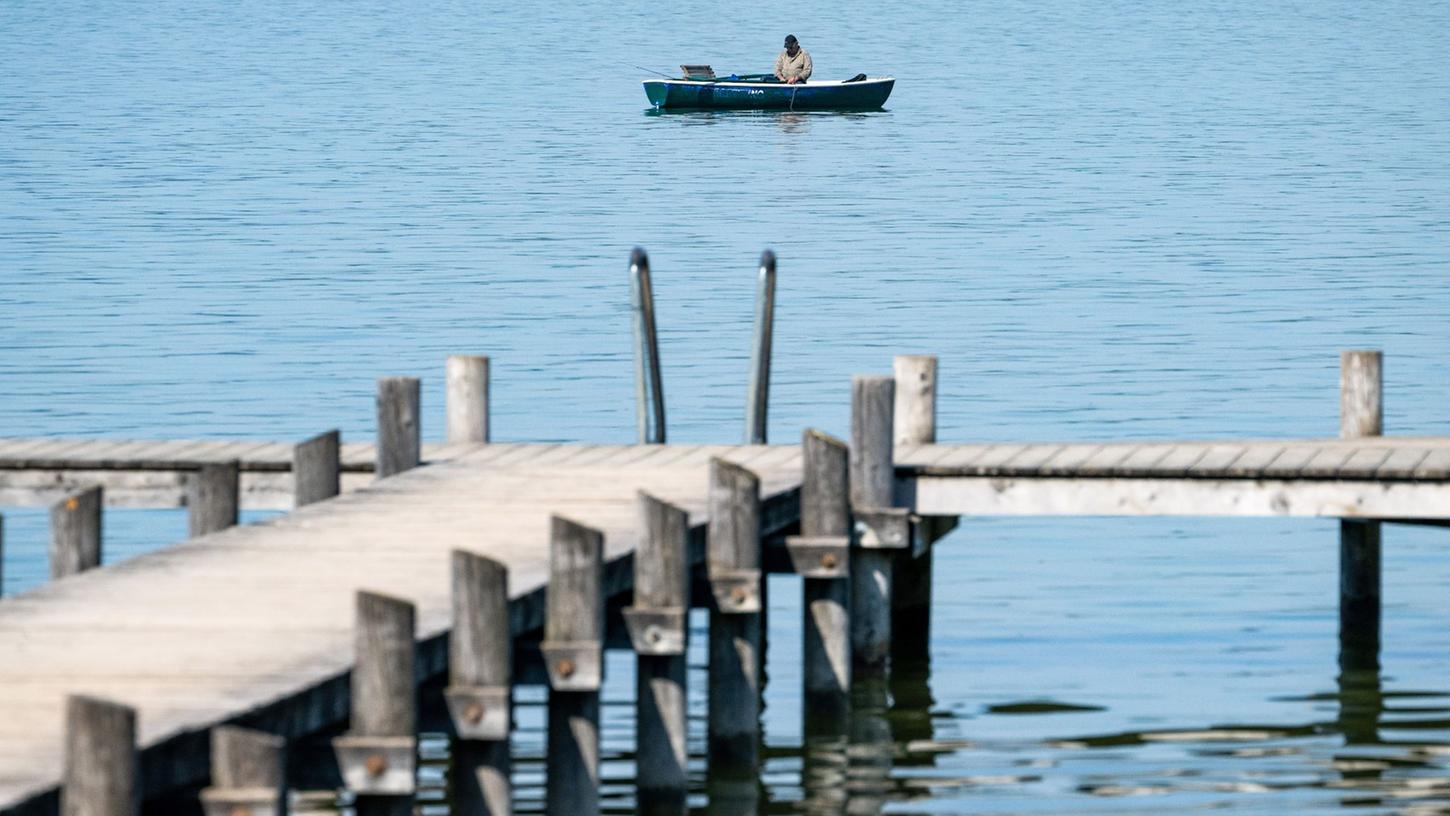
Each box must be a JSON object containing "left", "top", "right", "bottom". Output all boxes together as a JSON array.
[
  {"left": 187, "top": 461, "right": 239, "bottom": 537},
  {"left": 62, "top": 696, "right": 136, "bottom": 816},
  {"left": 353, "top": 591, "right": 416, "bottom": 736},
  {"left": 294, "top": 430, "right": 341, "bottom": 507},
  {"left": 1341, "top": 350, "right": 1383, "bottom": 439},
  {"left": 545, "top": 517, "right": 603, "bottom": 815},
  {"left": 451, "top": 551, "right": 509, "bottom": 688},
  {"left": 849, "top": 376, "right": 895, "bottom": 508},
  {"left": 850, "top": 376, "right": 895, "bottom": 673},
  {"left": 800, "top": 429, "right": 851, "bottom": 725},
  {"left": 210, "top": 725, "right": 284, "bottom": 789},
  {"left": 376, "top": 377, "right": 422, "bottom": 479},
  {"left": 706, "top": 458, "right": 762, "bottom": 775},
  {"left": 446, "top": 355, "right": 490, "bottom": 445},
  {"left": 1339, "top": 350, "right": 1382, "bottom": 673},
  {"left": 50, "top": 486, "right": 102, "bottom": 579},
  {"left": 892, "top": 356, "right": 936, "bottom": 449}
]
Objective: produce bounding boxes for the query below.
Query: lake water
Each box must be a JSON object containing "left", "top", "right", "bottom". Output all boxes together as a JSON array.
[{"left": 4, "top": 0, "right": 1450, "bottom": 812}]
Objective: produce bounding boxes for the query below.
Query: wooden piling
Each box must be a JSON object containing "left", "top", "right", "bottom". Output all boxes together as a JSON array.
[
  {"left": 791, "top": 430, "right": 851, "bottom": 730},
  {"left": 376, "top": 377, "right": 421, "bottom": 479},
  {"left": 892, "top": 355, "right": 937, "bottom": 668},
  {"left": 199, "top": 726, "right": 286, "bottom": 816},
  {"left": 50, "top": 485, "right": 102, "bottom": 579},
  {"left": 447, "top": 551, "right": 511, "bottom": 816},
  {"left": 62, "top": 695, "right": 137, "bottom": 816},
  {"left": 707, "top": 459, "right": 763, "bottom": 778},
  {"left": 293, "top": 430, "right": 340, "bottom": 508},
  {"left": 543, "top": 517, "right": 604, "bottom": 816},
  {"left": 626, "top": 493, "right": 690, "bottom": 812},
  {"left": 334, "top": 591, "right": 416, "bottom": 816},
  {"left": 1340, "top": 350, "right": 1383, "bottom": 672},
  {"left": 446, "top": 355, "right": 490, "bottom": 444},
  {"left": 188, "top": 461, "right": 240, "bottom": 538},
  {"left": 850, "top": 375, "right": 896, "bottom": 672}
]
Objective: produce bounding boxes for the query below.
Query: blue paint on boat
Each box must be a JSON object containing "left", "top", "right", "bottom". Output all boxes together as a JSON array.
[{"left": 643, "top": 76, "right": 894, "bottom": 111}]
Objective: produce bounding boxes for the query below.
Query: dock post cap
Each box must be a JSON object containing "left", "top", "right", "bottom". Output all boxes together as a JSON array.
[
  {"left": 199, "top": 787, "right": 283, "bottom": 816},
  {"left": 853, "top": 507, "right": 913, "bottom": 550},
  {"left": 631, "top": 246, "right": 649, "bottom": 267},
  {"left": 540, "top": 640, "right": 603, "bottom": 691},
  {"left": 785, "top": 535, "right": 851, "bottom": 578},
  {"left": 708, "top": 567, "right": 763, "bottom": 614},
  {"left": 443, "top": 685, "right": 510, "bottom": 741},
  {"left": 622, "top": 606, "right": 687, "bottom": 655},
  {"left": 332, "top": 735, "right": 417, "bottom": 795},
  {"left": 759, "top": 248, "right": 776, "bottom": 269}
]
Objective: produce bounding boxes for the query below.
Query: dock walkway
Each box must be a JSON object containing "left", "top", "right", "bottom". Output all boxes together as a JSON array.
[
  {"left": 0, "top": 442, "right": 803, "bottom": 814},
  {"left": 3, "top": 432, "right": 1449, "bottom": 811}
]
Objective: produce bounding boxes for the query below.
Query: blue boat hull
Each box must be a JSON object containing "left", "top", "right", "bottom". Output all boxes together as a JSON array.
[{"left": 643, "top": 77, "right": 894, "bottom": 111}]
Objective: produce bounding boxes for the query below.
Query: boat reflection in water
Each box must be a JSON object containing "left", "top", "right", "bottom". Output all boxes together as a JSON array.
[{"left": 643, "top": 107, "right": 887, "bottom": 136}]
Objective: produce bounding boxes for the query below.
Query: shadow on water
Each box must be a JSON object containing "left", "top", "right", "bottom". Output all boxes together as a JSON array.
[
  {"left": 160, "top": 661, "right": 1450, "bottom": 815},
  {"left": 642, "top": 108, "right": 889, "bottom": 134}
]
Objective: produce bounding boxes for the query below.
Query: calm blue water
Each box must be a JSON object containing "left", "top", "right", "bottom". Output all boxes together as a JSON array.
[{"left": 4, "top": 0, "right": 1450, "bottom": 811}]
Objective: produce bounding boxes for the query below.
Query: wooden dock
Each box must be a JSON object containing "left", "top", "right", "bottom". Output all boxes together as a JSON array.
[
  {"left": 1, "top": 348, "right": 1443, "bottom": 814},
  {"left": 0, "top": 442, "right": 804, "bottom": 814}
]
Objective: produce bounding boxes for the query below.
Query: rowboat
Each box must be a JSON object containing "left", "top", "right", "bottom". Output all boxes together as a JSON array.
[{"left": 642, "top": 73, "right": 894, "bottom": 111}]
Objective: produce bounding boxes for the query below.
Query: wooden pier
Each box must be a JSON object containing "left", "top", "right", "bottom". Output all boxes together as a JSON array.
[{"left": 0, "top": 349, "right": 1445, "bottom": 814}]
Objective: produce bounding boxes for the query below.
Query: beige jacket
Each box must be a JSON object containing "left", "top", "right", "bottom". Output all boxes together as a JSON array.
[{"left": 774, "top": 48, "right": 813, "bottom": 81}]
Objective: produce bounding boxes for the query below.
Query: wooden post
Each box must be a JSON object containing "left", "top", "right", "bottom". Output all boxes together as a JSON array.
[
  {"left": 50, "top": 486, "right": 102, "bottom": 579},
  {"left": 376, "top": 377, "right": 421, "bottom": 479},
  {"left": 333, "top": 591, "right": 416, "bottom": 816},
  {"left": 850, "top": 375, "right": 896, "bottom": 673},
  {"left": 788, "top": 430, "right": 851, "bottom": 732},
  {"left": 892, "top": 355, "right": 937, "bottom": 668},
  {"left": 199, "top": 726, "right": 286, "bottom": 816},
  {"left": 543, "top": 517, "right": 604, "bottom": 816},
  {"left": 62, "top": 695, "right": 138, "bottom": 816},
  {"left": 293, "top": 430, "right": 340, "bottom": 508},
  {"left": 1340, "top": 350, "right": 1382, "bottom": 673},
  {"left": 706, "top": 459, "right": 763, "bottom": 781},
  {"left": 1, "top": 512, "right": 5, "bottom": 597},
  {"left": 446, "top": 355, "right": 490, "bottom": 444},
  {"left": 188, "top": 461, "right": 240, "bottom": 537},
  {"left": 624, "top": 493, "right": 689, "bottom": 813},
  {"left": 446, "top": 551, "right": 511, "bottom": 816}
]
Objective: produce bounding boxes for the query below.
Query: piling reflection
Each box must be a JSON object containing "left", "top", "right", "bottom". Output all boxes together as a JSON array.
[
  {"left": 845, "top": 678, "right": 894, "bottom": 815},
  {"left": 1336, "top": 667, "right": 1384, "bottom": 747}
]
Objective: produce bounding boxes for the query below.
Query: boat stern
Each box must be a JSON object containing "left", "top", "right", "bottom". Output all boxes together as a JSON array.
[{"left": 642, "top": 80, "right": 671, "bottom": 108}]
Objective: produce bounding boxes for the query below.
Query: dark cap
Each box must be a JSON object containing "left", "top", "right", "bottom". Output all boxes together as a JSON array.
[{"left": 784, "top": 34, "right": 798, "bottom": 44}]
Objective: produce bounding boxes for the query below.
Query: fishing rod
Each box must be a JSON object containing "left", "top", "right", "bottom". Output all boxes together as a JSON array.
[{"left": 627, "top": 63, "right": 676, "bottom": 79}]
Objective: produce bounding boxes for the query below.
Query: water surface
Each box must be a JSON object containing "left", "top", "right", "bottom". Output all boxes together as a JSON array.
[{"left": 4, "top": 0, "right": 1450, "bottom": 811}]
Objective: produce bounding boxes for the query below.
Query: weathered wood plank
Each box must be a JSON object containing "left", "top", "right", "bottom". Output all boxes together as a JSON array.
[
  {"left": 1110, "top": 444, "right": 1178, "bottom": 476},
  {"left": 1071, "top": 444, "right": 1139, "bottom": 477},
  {"left": 1185, "top": 445, "right": 1248, "bottom": 476},
  {"left": 1034, "top": 444, "right": 1103, "bottom": 476},
  {"left": 911, "top": 476, "right": 1450, "bottom": 518},
  {"left": 1375, "top": 447, "right": 1431, "bottom": 479}
]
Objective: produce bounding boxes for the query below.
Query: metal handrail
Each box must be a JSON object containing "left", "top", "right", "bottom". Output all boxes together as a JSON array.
[
  {"left": 630, "top": 248, "right": 666, "bottom": 444},
  {"left": 745, "top": 250, "right": 776, "bottom": 444}
]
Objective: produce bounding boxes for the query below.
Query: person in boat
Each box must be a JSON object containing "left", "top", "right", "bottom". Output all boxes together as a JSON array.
[{"left": 774, "top": 35, "right": 812, "bottom": 84}]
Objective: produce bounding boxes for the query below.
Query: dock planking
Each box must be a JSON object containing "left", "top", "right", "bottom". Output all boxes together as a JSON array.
[
  {"left": 0, "top": 443, "right": 803, "bottom": 814},
  {"left": 4, "top": 431, "right": 1450, "bottom": 809}
]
